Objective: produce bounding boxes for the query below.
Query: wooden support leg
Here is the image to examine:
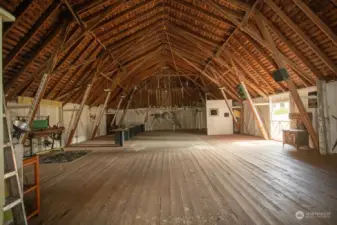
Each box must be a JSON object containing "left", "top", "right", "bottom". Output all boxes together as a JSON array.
[
  {"left": 118, "top": 87, "right": 137, "bottom": 127},
  {"left": 91, "top": 91, "right": 111, "bottom": 139},
  {"left": 219, "top": 87, "right": 239, "bottom": 128},
  {"left": 20, "top": 73, "right": 50, "bottom": 144},
  {"left": 240, "top": 105, "right": 244, "bottom": 134},
  {"left": 229, "top": 59, "right": 269, "bottom": 140},
  {"left": 110, "top": 95, "right": 125, "bottom": 128},
  {"left": 241, "top": 81, "right": 269, "bottom": 140},
  {"left": 66, "top": 84, "right": 92, "bottom": 146},
  {"left": 317, "top": 79, "right": 329, "bottom": 154},
  {"left": 288, "top": 79, "right": 319, "bottom": 149}
]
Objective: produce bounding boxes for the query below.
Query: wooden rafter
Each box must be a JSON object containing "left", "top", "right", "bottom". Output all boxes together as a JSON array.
[
  {"left": 256, "top": 15, "right": 319, "bottom": 150},
  {"left": 2, "top": 0, "right": 336, "bottom": 111},
  {"left": 264, "top": 0, "right": 337, "bottom": 76},
  {"left": 291, "top": 0, "right": 337, "bottom": 47},
  {"left": 5, "top": 21, "right": 67, "bottom": 99}
]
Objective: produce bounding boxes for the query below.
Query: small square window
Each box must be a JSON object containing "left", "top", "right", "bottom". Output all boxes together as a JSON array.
[
  {"left": 209, "top": 108, "right": 219, "bottom": 116},
  {"left": 224, "top": 112, "right": 229, "bottom": 117}
]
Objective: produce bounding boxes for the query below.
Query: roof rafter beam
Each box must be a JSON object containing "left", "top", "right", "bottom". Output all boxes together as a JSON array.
[
  {"left": 291, "top": 0, "right": 337, "bottom": 47},
  {"left": 87, "top": 0, "right": 156, "bottom": 30},
  {"left": 91, "top": 54, "right": 162, "bottom": 106},
  {"left": 207, "top": 0, "right": 321, "bottom": 83},
  {"left": 256, "top": 14, "right": 319, "bottom": 149},
  {"left": 4, "top": 1, "right": 61, "bottom": 70},
  {"left": 175, "top": 0, "right": 241, "bottom": 26},
  {"left": 232, "top": 37, "right": 286, "bottom": 91},
  {"left": 168, "top": 4, "right": 234, "bottom": 33},
  {"left": 107, "top": 21, "right": 165, "bottom": 50},
  {"left": 207, "top": 0, "right": 320, "bottom": 83},
  {"left": 3, "top": 0, "right": 33, "bottom": 37},
  {"left": 264, "top": 0, "right": 337, "bottom": 76},
  {"left": 5, "top": 21, "right": 67, "bottom": 99},
  {"left": 62, "top": 0, "right": 124, "bottom": 70},
  {"left": 203, "top": 0, "right": 261, "bottom": 72},
  {"left": 51, "top": 44, "right": 101, "bottom": 100},
  {"left": 99, "top": 13, "right": 165, "bottom": 43}
]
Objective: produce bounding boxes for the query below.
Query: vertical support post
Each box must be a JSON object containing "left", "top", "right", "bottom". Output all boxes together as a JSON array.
[
  {"left": 118, "top": 87, "right": 137, "bottom": 127},
  {"left": 91, "top": 90, "right": 111, "bottom": 139},
  {"left": 110, "top": 95, "right": 125, "bottom": 128},
  {"left": 0, "top": 10, "right": 15, "bottom": 221},
  {"left": 240, "top": 104, "right": 245, "bottom": 134},
  {"left": 58, "top": 104, "right": 64, "bottom": 146},
  {"left": 317, "top": 79, "right": 329, "bottom": 154},
  {"left": 240, "top": 80, "right": 269, "bottom": 140},
  {"left": 256, "top": 16, "right": 319, "bottom": 150},
  {"left": 0, "top": 16, "right": 4, "bottom": 221},
  {"left": 268, "top": 96, "right": 273, "bottom": 138},
  {"left": 231, "top": 62, "right": 269, "bottom": 140},
  {"left": 219, "top": 87, "right": 239, "bottom": 128},
  {"left": 20, "top": 73, "right": 50, "bottom": 144},
  {"left": 66, "top": 84, "right": 92, "bottom": 146}
]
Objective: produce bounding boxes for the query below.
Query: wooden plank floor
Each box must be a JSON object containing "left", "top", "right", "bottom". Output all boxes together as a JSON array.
[{"left": 30, "top": 131, "right": 337, "bottom": 225}]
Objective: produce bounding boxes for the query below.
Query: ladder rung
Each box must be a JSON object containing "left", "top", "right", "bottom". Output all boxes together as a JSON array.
[
  {"left": 3, "top": 197, "right": 22, "bottom": 211},
  {"left": 4, "top": 170, "right": 17, "bottom": 179},
  {"left": 2, "top": 142, "right": 12, "bottom": 148}
]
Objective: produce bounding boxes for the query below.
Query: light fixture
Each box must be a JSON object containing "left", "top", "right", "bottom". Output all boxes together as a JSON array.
[{"left": 12, "top": 120, "right": 30, "bottom": 139}]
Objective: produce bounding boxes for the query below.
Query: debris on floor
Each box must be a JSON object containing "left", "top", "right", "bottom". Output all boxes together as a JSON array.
[{"left": 39, "top": 150, "right": 91, "bottom": 164}]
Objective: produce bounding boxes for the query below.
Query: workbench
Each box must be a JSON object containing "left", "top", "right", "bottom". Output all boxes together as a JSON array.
[
  {"left": 26, "top": 126, "right": 64, "bottom": 156},
  {"left": 113, "top": 124, "right": 145, "bottom": 146}
]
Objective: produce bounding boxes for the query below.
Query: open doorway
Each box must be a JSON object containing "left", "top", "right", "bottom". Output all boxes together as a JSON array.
[{"left": 270, "top": 101, "right": 290, "bottom": 141}]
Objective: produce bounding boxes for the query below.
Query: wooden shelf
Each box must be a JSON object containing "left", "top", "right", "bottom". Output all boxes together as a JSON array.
[
  {"left": 24, "top": 184, "right": 37, "bottom": 195},
  {"left": 23, "top": 155, "right": 40, "bottom": 220},
  {"left": 26, "top": 209, "right": 39, "bottom": 220}
]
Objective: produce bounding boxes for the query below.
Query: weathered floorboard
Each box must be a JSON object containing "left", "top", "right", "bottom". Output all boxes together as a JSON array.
[{"left": 30, "top": 131, "right": 337, "bottom": 225}]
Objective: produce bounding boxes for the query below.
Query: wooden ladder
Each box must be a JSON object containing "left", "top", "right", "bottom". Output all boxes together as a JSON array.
[{"left": 2, "top": 95, "right": 27, "bottom": 225}]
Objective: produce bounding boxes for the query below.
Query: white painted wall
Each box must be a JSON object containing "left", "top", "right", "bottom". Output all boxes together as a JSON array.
[
  {"left": 107, "top": 107, "right": 206, "bottom": 131},
  {"left": 206, "top": 100, "right": 233, "bottom": 135},
  {"left": 62, "top": 103, "right": 107, "bottom": 145}
]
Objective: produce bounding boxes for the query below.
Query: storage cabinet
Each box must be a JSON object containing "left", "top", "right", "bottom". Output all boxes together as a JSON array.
[{"left": 283, "top": 129, "right": 309, "bottom": 150}]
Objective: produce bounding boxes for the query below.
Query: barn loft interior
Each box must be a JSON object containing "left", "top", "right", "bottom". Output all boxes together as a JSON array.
[{"left": 1, "top": 0, "right": 337, "bottom": 224}]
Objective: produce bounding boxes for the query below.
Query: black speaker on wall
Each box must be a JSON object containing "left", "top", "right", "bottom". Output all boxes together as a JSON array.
[{"left": 272, "top": 68, "right": 289, "bottom": 82}]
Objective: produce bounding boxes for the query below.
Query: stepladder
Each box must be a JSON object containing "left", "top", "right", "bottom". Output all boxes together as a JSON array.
[{"left": 2, "top": 97, "right": 27, "bottom": 225}]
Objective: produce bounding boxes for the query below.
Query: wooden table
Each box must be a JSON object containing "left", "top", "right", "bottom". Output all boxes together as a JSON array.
[
  {"left": 27, "top": 127, "right": 64, "bottom": 156},
  {"left": 283, "top": 129, "right": 309, "bottom": 150},
  {"left": 112, "top": 124, "right": 145, "bottom": 146},
  {"left": 23, "top": 155, "right": 40, "bottom": 220}
]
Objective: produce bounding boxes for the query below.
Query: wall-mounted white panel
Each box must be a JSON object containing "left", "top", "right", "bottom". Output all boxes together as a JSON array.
[{"left": 206, "top": 100, "right": 233, "bottom": 135}]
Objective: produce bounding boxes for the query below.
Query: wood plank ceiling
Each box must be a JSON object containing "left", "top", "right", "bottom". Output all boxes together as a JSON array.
[{"left": 1, "top": 0, "right": 337, "bottom": 107}]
